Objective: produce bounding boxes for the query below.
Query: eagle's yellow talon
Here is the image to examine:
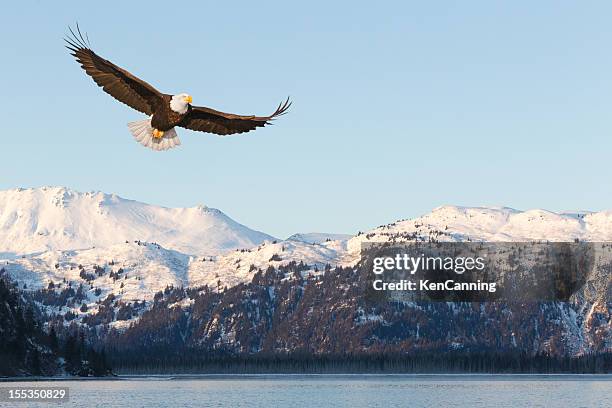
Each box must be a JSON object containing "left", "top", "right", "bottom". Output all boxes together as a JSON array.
[{"left": 152, "top": 129, "right": 164, "bottom": 139}]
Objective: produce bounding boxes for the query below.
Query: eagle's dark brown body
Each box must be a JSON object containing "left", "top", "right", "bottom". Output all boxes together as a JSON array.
[{"left": 151, "top": 95, "right": 187, "bottom": 131}]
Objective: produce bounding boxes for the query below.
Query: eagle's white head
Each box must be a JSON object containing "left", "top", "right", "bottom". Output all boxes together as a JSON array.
[{"left": 170, "top": 93, "right": 193, "bottom": 114}]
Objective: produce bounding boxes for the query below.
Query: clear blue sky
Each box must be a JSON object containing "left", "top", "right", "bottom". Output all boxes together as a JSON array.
[{"left": 1, "top": 1, "right": 611, "bottom": 238}]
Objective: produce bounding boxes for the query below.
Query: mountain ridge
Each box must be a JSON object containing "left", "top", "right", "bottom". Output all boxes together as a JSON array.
[
  {"left": 5, "top": 186, "right": 612, "bottom": 258},
  {"left": 0, "top": 186, "right": 276, "bottom": 256}
]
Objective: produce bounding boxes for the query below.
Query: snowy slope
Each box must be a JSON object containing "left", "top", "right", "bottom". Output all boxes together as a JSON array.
[
  {"left": 0, "top": 186, "right": 275, "bottom": 256},
  {"left": 287, "top": 232, "right": 352, "bottom": 244},
  {"left": 1, "top": 238, "right": 348, "bottom": 323},
  {"left": 187, "top": 239, "right": 347, "bottom": 289},
  {"left": 4, "top": 241, "right": 190, "bottom": 302}
]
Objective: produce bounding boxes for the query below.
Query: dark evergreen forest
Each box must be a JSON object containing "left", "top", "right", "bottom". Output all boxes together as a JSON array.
[{"left": 0, "top": 277, "right": 110, "bottom": 376}]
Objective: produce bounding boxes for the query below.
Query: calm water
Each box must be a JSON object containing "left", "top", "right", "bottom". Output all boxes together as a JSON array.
[{"left": 1, "top": 375, "right": 611, "bottom": 407}]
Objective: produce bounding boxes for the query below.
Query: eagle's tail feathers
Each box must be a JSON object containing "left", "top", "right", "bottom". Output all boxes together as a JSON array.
[{"left": 127, "top": 119, "right": 181, "bottom": 151}]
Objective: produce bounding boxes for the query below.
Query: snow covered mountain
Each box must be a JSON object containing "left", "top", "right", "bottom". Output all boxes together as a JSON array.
[
  {"left": 2, "top": 197, "right": 611, "bottom": 311},
  {"left": 0, "top": 186, "right": 275, "bottom": 256},
  {"left": 4, "top": 189, "right": 612, "bottom": 295},
  {"left": 347, "top": 205, "right": 612, "bottom": 253},
  {"left": 1, "top": 191, "right": 610, "bottom": 357},
  {"left": 4, "top": 191, "right": 612, "bottom": 302}
]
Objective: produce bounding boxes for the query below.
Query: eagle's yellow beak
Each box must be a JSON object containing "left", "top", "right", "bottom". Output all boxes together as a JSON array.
[{"left": 184, "top": 95, "right": 193, "bottom": 104}]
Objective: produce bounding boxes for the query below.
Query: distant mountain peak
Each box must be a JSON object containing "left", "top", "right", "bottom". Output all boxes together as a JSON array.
[
  {"left": 0, "top": 186, "right": 276, "bottom": 256},
  {"left": 287, "top": 232, "right": 352, "bottom": 244},
  {"left": 349, "top": 206, "right": 612, "bottom": 248}
]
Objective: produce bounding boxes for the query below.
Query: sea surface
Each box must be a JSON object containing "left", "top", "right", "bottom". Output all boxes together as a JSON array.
[{"left": 1, "top": 374, "right": 611, "bottom": 407}]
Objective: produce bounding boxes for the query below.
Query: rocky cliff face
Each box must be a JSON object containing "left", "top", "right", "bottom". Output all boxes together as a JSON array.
[{"left": 106, "top": 261, "right": 611, "bottom": 357}]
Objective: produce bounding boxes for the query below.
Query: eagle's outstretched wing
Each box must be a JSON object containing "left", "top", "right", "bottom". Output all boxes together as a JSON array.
[
  {"left": 180, "top": 97, "right": 291, "bottom": 136},
  {"left": 65, "top": 25, "right": 164, "bottom": 116}
]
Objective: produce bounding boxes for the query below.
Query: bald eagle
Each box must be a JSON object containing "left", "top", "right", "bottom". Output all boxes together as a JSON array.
[{"left": 65, "top": 26, "right": 291, "bottom": 151}]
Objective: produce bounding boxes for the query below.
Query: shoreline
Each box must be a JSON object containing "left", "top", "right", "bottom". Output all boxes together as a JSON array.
[{"left": 2, "top": 373, "right": 612, "bottom": 382}]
